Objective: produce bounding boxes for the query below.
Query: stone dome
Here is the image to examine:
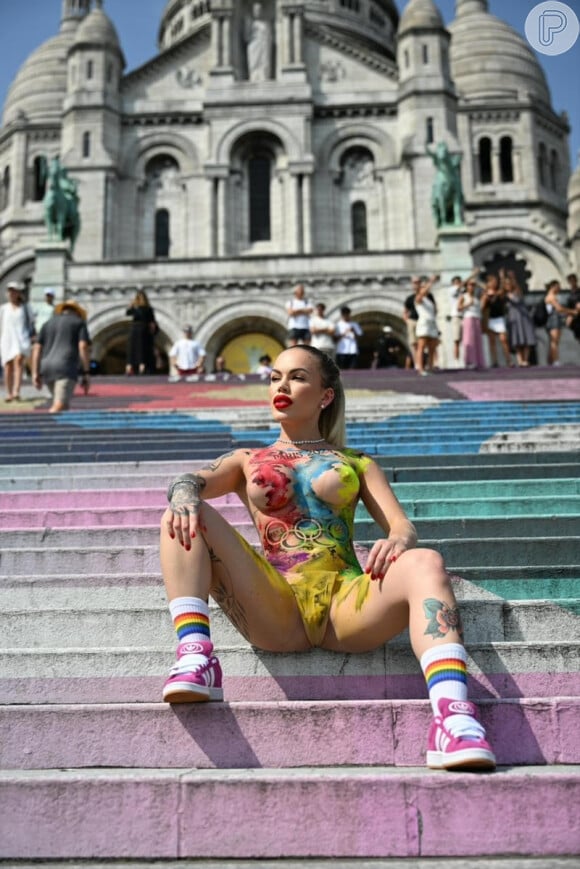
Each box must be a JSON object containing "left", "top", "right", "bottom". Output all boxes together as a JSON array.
[
  {"left": 398, "top": 0, "right": 444, "bottom": 35},
  {"left": 2, "top": 29, "right": 78, "bottom": 126},
  {"left": 73, "top": 2, "right": 123, "bottom": 55},
  {"left": 448, "top": 0, "right": 551, "bottom": 104}
]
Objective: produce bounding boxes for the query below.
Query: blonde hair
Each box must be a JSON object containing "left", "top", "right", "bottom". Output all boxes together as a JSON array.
[{"left": 295, "top": 345, "right": 346, "bottom": 447}]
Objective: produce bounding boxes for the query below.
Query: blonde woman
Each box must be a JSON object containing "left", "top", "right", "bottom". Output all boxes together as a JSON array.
[{"left": 159, "top": 345, "right": 496, "bottom": 771}]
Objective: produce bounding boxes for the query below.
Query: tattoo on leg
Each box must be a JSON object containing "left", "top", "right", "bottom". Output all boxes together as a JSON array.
[
  {"left": 212, "top": 580, "right": 250, "bottom": 641},
  {"left": 208, "top": 547, "right": 250, "bottom": 641},
  {"left": 423, "top": 598, "right": 463, "bottom": 640}
]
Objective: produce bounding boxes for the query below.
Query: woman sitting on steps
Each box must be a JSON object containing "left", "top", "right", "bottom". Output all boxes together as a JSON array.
[{"left": 160, "top": 345, "right": 496, "bottom": 771}]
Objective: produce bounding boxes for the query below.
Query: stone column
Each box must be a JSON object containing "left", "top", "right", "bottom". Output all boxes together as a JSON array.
[
  {"left": 279, "top": 1, "right": 306, "bottom": 82},
  {"left": 209, "top": 0, "right": 234, "bottom": 82},
  {"left": 205, "top": 165, "right": 230, "bottom": 257}
]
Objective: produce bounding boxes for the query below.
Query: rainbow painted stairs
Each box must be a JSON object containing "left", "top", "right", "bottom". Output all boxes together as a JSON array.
[{"left": 0, "top": 388, "right": 579, "bottom": 862}]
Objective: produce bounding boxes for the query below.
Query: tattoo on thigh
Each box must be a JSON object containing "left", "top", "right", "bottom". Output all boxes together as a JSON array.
[
  {"left": 208, "top": 546, "right": 250, "bottom": 641},
  {"left": 423, "top": 598, "right": 463, "bottom": 640}
]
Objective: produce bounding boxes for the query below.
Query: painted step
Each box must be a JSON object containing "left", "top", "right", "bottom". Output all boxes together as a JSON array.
[
  {"left": 2, "top": 536, "right": 578, "bottom": 575},
  {"left": 1, "top": 598, "right": 577, "bottom": 649},
  {"left": 0, "top": 766, "right": 578, "bottom": 860},
  {"left": 1, "top": 642, "right": 577, "bottom": 703},
  {"left": 1, "top": 698, "right": 577, "bottom": 770},
  {"left": 0, "top": 495, "right": 580, "bottom": 537}
]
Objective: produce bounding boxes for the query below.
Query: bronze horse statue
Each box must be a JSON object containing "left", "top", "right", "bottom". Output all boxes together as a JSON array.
[
  {"left": 427, "top": 142, "right": 464, "bottom": 228},
  {"left": 43, "top": 157, "right": 81, "bottom": 252}
]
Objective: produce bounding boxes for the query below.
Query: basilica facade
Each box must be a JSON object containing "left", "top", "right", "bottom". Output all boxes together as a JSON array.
[{"left": 0, "top": 0, "right": 578, "bottom": 372}]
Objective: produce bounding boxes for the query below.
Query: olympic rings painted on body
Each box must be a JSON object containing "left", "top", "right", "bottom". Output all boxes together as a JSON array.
[{"left": 264, "top": 516, "right": 350, "bottom": 550}]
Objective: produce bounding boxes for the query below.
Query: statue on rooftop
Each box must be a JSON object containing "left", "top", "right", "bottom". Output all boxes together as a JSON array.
[
  {"left": 43, "top": 157, "right": 81, "bottom": 252},
  {"left": 427, "top": 142, "right": 464, "bottom": 228}
]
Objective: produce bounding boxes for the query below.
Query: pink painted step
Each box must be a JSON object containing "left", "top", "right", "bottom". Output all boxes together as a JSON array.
[
  {"left": 1, "top": 766, "right": 577, "bottom": 859},
  {"left": 1, "top": 699, "right": 577, "bottom": 770},
  {"left": 0, "top": 503, "right": 250, "bottom": 529},
  {"left": 2, "top": 671, "right": 579, "bottom": 705},
  {"left": 0, "top": 490, "right": 241, "bottom": 509}
]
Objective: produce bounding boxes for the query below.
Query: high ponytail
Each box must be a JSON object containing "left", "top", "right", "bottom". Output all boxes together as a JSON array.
[{"left": 296, "top": 346, "right": 346, "bottom": 447}]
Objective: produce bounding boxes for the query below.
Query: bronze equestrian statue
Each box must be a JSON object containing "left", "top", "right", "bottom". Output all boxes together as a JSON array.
[
  {"left": 427, "top": 142, "right": 464, "bottom": 228},
  {"left": 43, "top": 157, "right": 81, "bottom": 252}
]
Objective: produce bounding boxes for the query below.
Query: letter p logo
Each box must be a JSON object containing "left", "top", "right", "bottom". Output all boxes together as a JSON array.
[
  {"left": 539, "top": 10, "right": 567, "bottom": 45},
  {"left": 526, "top": 1, "right": 579, "bottom": 55}
]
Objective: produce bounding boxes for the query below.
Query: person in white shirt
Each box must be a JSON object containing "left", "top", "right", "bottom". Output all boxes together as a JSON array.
[
  {"left": 309, "top": 302, "right": 336, "bottom": 358},
  {"left": 169, "top": 326, "right": 206, "bottom": 381},
  {"left": 34, "top": 287, "right": 56, "bottom": 333},
  {"left": 285, "top": 284, "right": 313, "bottom": 346},
  {"left": 335, "top": 306, "right": 363, "bottom": 369},
  {"left": 255, "top": 354, "right": 273, "bottom": 377}
]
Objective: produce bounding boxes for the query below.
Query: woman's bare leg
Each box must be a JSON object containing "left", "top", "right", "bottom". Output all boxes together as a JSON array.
[
  {"left": 12, "top": 356, "right": 24, "bottom": 398},
  {"left": 160, "top": 502, "right": 309, "bottom": 651},
  {"left": 323, "top": 548, "right": 462, "bottom": 658},
  {"left": 4, "top": 359, "right": 15, "bottom": 398}
]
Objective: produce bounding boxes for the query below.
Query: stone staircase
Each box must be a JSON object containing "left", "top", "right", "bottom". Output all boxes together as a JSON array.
[{"left": 0, "top": 398, "right": 579, "bottom": 862}]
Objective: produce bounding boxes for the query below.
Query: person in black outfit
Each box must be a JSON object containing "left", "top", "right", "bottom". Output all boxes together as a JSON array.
[
  {"left": 566, "top": 273, "right": 580, "bottom": 342},
  {"left": 372, "top": 327, "right": 401, "bottom": 369},
  {"left": 126, "top": 290, "right": 157, "bottom": 375}
]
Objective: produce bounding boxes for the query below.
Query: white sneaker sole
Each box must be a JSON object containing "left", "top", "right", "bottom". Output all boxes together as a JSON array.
[
  {"left": 427, "top": 748, "right": 496, "bottom": 771},
  {"left": 162, "top": 681, "right": 224, "bottom": 703}
]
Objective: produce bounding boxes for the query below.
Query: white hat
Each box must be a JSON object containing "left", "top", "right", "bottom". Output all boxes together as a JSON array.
[
  {"left": 382, "top": 326, "right": 393, "bottom": 333},
  {"left": 44, "top": 288, "right": 56, "bottom": 297},
  {"left": 7, "top": 280, "right": 24, "bottom": 292}
]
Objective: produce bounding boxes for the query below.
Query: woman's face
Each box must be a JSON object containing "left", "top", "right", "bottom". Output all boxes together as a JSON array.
[{"left": 269, "top": 348, "right": 333, "bottom": 423}]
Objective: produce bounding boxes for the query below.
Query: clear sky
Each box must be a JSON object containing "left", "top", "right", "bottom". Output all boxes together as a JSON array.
[{"left": 0, "top": 0, "right": 578, "bottom": 165}]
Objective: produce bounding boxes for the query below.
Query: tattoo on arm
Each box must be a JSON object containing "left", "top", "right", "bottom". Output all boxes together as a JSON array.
[
  {"left": 423, "top": 598, "right": 463, "bottom": 640},
  {"left": 167, "top": 473, "right": 206, "bottom": 510}
]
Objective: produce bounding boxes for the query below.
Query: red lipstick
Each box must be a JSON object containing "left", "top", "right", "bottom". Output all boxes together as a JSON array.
[{"left": 273, "top": 395, "right": 292, "bottom": 409}]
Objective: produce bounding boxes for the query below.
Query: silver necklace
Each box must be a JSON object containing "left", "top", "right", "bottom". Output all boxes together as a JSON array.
[{"left": 276, "top": 437, "right": 325, "bottom": 445}]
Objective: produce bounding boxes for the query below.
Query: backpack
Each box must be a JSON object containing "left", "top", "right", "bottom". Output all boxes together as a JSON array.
[{"left": 532, "top": 299, "right": 548, "bottom": 327}]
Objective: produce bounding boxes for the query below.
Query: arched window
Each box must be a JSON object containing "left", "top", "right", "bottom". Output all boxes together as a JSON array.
[
  {"left": 426, "top": 117, "right": 434, "bottom": 145},
  {"left": 155, "top": 208, "right": 170, "bottom": 257},
  {"left": 351, "top": 201, "right": 368, "bottom": 251},
  {"left": 478, "top": 137, "right": 492, "bottom": 184},
  {"left": 87, "top": 59, "right": 94, "bottom": 79},
  {"left": 549, "top": 149, "right": 559, "bottom": 192},
  {"left": 32, "top": 156, "right": 47, "bottom": 201},
  {"left": 422, "top": 44, "right": 429, "bottom": 64},
  {"left": 404, "top": 49, "right": 410, "bottom": 68},
  {"left": 499, "top": 136, "right": 513, "bottom": 183},
  {"left": 0, "top": 166, "right": 10, "bottom": 210},
  {"left": 249, "top": 154, "right": 271, "bottom": 242},
  {"left": 82, "top": 131, "right": 91, "bottom": 159},
  {"left": 538, "top": 143, "right": 547, "bottom": 186}
]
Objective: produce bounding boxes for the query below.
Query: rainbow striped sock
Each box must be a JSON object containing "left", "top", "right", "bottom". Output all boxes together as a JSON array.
[
  {"left": 420, "top": 643, "right": 468, "bottom": 715},
  {"left": 169, "top": 596, "right": 211, "bottom": 644}
]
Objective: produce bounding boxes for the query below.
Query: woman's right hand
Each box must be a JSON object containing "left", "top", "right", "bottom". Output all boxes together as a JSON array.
[{"left": 164, "top": 476, "right": 204, "bottom": 548}]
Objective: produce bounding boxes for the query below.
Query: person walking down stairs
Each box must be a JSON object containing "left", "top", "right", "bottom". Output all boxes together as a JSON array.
[{"left": 160, "top": 346, "right": 496, "bottom": 771}]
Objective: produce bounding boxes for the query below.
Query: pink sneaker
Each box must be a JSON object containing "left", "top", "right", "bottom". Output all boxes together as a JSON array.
[
  {"left": 162, "top": 640, "right": 224, "bottom": 703},
  {"left": 426, "top": 698, "right": 496, "bottom": 771}
]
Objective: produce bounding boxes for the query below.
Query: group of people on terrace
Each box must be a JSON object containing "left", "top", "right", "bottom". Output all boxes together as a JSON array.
[{"left": 405, "top": 270, "right": 579, "bottom": 375}]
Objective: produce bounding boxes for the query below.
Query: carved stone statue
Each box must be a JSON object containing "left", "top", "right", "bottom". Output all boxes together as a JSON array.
[
  {"left": 43, "top": 157, "right": 81, "bottom": 251},
  {"left": 427, "top": 142, "right": 464, "bottom": 228},
  {"left": 247, "top": 2, "right": 272, "bottom": 82}
]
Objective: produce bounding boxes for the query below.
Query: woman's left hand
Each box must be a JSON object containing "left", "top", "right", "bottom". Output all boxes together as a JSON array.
[{"left": 364, "top": 536, "right": 410, "bottom": 581}]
